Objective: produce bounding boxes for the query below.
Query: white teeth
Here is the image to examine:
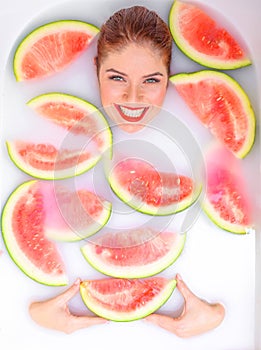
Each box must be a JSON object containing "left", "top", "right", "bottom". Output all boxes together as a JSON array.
[{"left": 119, "top": 106, "right": 145, "bottom": 118}]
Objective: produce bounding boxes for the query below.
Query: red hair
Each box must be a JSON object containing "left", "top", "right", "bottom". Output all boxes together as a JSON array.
[{"left": 96, "top": 6, "right": 172, "bottom": 74}]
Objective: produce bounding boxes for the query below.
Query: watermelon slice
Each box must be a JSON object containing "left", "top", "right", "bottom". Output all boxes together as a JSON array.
[
  {"left": 27, "top": 93, "right": 112, "bottom": 157},
  {"left": 39, "top": 182, "right": 112, "bottom": 242},
  {"left": 80, "top": 277, "right": 176, "bottom": 321},
  {"left": 13, "top": 20, "right": 99, "bottom": 81},
  {"left": 108, "top": 158, "right": 200, "bottom": 216},
  {"left": 169, "top": 0, "right": 250, "bottom": 69},
  {"left": 170, "top": 70, "right": 255, "bottom": 158},
  {"left": 81, "top": 227, "right": 186, "bottom": 278},
  {"left": 1, "top": 180, "right": 67, "bottom": 285},
  {"left": 204, "top": 146, "right": 253, "bottom": 233},
  {"left": 42, "top": 181, "right": 112, "bottom": 242},
  {"left": 6, "top": 140, "right": 101, "bottom": 180}
]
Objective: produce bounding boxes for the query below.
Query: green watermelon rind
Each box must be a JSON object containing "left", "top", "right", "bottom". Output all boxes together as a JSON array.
[
  {"left": 13, "top": 20, "right": 100, "bottom": 81},
  {"left": 108, "top": 170, "right": 202, "bottom": 216},
  {"left": 80, "top": 232, "right": 186, "bottom": 278},
  {"left": 46, "top": 200, "right": 113, "bottom": 242},
  {"left": 203, "top": 197, "right": 252, "bottom": 234},
  {"left": 27, "top": 92, "right": 113, "bottom": 159},
  {"left": 6, "top": 140, "right": 102, "bottom": 181},
  {"left": 1, "top": 180, "right": 68, "bottom": 286},
  {"left": 169, "top": 0, "right": 251, "bottom": 70},
  {"left": 169, "top": 70, "right": 256, "bottom": 159},
  {"left": 80, "top": 278, "right": 177, "bottom": 322}
]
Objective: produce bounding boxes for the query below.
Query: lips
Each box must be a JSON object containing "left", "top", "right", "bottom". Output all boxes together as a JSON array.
[{"left": 114, "top": 104, "right": 149, "bottom": 122}]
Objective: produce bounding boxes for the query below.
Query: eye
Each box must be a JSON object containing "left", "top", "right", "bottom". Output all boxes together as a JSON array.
[
  {"left": 109, "top": 75, "right": 125, "bottom": 82},
  {"left": 144, "top": 77, "right": 160, "bottom": 84}
]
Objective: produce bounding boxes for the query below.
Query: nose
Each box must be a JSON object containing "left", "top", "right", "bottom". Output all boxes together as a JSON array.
[{"left": 123, "top": 83, "right": 143, "bottom": 103}]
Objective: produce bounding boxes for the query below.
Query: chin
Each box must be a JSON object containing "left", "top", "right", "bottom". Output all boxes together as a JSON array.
[{"left": 118, "top": 123, "right": 146, "bottom": 133}]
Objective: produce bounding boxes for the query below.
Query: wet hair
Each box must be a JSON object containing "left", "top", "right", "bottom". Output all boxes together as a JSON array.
[{"left": 95, "top": 6, "right": 172, "bottom": 75}]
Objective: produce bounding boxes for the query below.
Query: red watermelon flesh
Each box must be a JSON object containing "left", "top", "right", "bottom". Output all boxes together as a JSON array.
[
  {"left": 112, "top": 158, "right": 193, "bottom": 207},
  {"left": 6, "top": 140, "right": 101, "bottom": 180},
  {"left": 42, "top": 181, "right": 111, "bottom": 241},
  {"left": 94, "top": 231, "right": 178, "bottom": 265},
  {"left": 12, "top": 182, "right": 64, "bottom": 274},
  {"left": 86, "top": 278, "right": 167, "bottom": 311},
  {"left": 1, "top": 180, "right": 67, "bottom": 285},
  {"left": 80, "top": 277, "right": 176, "bottom": 321},
  {"left": 170, "top": 71, "right": 255, "bottom": 158},
  {"left": 45, "top": 187, "right": 104, "bottom": 229},
  {"left": 14, "top": 141, "right": 93, "bottom": 170},
  {"left": 179, "top": 81, "right": 248, "bottom": 153},
  {"left": 27, "top": 94, "right": 112, "bottom": 155},
  {"left": 34, "top": 101, "right": 97, "bottom": 136},
  {"left": 22, "top": 32, "right": 89, "bottom": 80},
  {"left": 204, "top": 146, "right": 253, "bottom": 233},
  {"left": 169, "top": 0, "right": 250, "bottom": 69},
  {"left": 81, "top": 228, "right": 186, "bottom": 278},
  {"left": 14, "top": 21, "right": 99, "bottom": 81},
  {"left": 177, "top": 3, "right": 245, "bottom": 60},
  {"left": 207, "top": 169, "right": 250, "bottom": 226}
]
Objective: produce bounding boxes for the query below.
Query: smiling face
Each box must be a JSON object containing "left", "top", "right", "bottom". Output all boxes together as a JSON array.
[{"left": 98, "top": 43, "right": 169, "bottom": 133}]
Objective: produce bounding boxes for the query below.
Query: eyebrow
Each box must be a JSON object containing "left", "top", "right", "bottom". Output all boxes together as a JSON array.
[
  {"left": 106, "top": 68, "right": 127, "bottom": 76},
  {"left": 143, "top": 72, "right": 164, "bottom": 78},
  {"left": 105, "top": 68, "right": 164, "bottom": 78}
]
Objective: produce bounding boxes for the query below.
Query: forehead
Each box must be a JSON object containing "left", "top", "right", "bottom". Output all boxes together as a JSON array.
[{"left": 100, "top": 43, "right": 167, "bottom": 73}]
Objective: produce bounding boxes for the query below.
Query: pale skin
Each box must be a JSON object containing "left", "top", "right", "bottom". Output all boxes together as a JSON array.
[
  {"left": 145, "top": 274, "right": 225, "bottom": 338},
  {"left": 97, "top": 43, "right": 168, "bottom": 133},
  {"left": 29, "top": 278, "right": 107, "bottom": 334},
  {"left": 29, "top": 43, "right": 225, "bottom": 336}
]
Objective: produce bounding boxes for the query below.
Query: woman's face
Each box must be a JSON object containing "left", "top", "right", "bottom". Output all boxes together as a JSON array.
[{"left": 98, "top": 43, "right": 169, "bottom": 133}]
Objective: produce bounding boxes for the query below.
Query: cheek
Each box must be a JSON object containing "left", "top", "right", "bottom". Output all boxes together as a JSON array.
[
  {"left": 99, "top": 82, "right": 109, "bottom": 105},
  {"left": 147, "top": 87, "right": 167, "bottom": 107},
  {"left": 99, "top": 82, "right": 119, "bottom": 107}
]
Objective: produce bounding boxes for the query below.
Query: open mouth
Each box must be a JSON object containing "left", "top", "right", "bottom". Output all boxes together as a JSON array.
[{"left": 114, "top": 104, "right": 149, "bottom": 122}]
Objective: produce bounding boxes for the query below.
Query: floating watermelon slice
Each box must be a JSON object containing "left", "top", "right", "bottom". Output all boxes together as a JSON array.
[
  {"left": 80, "top": 277, "right": 176, "bottom": 321},
  {"left": 1, "top": 180, "right": 67, "bottom": 285},
  {"left": 108, "top": 158, "right": 200, "bottom": 216},
  {"left": 81, "top": 227, "right": 186, "bottom": 278},
  {"left": 42, "top": 181, "right": 112, "bottom": 242},
  {"left": 6, "top": 140, "right": 101, "bottom": 180},
  {"left": 27, "top": 93, "right": 112, "bottom": 157},
  {"left": 170, "top": 70, "right": 255, "bottom": 158},
  {"left": 13, "top": 20, "right": 99, "bottom": 81},
  {"left": 169, "top": 0, "right": 250, "bottom": 69},
  {"left": 203, "top": 146, "right": 253, "bottom": 234}
]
